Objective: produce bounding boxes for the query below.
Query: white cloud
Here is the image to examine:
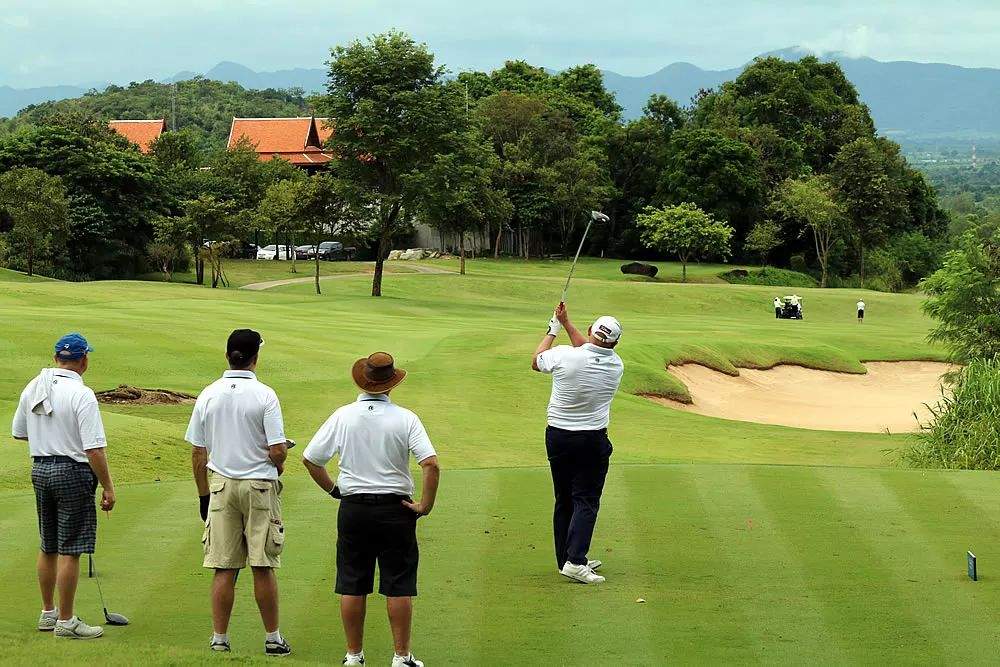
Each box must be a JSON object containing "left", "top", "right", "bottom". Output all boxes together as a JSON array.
[
  {"left": 801, "top": 24, "right": 875, "bottom": 58},
  {"left": 3, "top": 15, "right": 31, "bottom": 28}
]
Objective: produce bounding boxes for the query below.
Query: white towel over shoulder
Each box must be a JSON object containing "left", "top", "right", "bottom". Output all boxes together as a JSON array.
[{"left": 28, "top": 368, "right": 56, "bottom": 416}]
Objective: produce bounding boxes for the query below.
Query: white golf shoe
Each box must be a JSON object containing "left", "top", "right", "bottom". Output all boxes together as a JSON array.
[
  {"left": 588, "top": 559, "right": 603, "bottom": 571},
  {"left": 343, "top": 651, "right": 365, "bottom": 665},
  {"left": 37, "top": 609, "right": 58, "bottom": 631},
  {"left": 560, "top": 562, "right": 606, "bottom": 584},
  {"left": 54, "top": 616, "right": 104, "bottom": 639},
  {"left": 391, "top": 654, "right": 424, "bottom": 667}
]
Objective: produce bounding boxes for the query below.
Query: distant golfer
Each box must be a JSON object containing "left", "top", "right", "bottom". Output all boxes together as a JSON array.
[
  {"left": 185, "top": 329, "right": 291, "bottom": 656},
  {"left": 303, "top": 352, "right": 439, "bottom": 667},
  {"left": 857, "top": 298, "right": 866, "bottom": 324},
  {"left": 532, "top": 304, "right": 623, "bottom": 584},
  {"left": 774, "top": 296, "right": 782, "bottom": 319},
  {"left": 11, "top": 333, "right": 116, "bottom": 639}
]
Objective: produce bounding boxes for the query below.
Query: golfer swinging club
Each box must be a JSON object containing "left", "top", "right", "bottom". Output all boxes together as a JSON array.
[
  {"left": 303, "top": 352, "right": 440, "bottom": 667},
  {"left": 532, "top": 304, "right": 623, "bottom": 584},
  {"left": 11, "top": 333, "right": 117, "bottom": 639},
  {"left": 186, "top": 329, "right": 291, "bottom": 656}
]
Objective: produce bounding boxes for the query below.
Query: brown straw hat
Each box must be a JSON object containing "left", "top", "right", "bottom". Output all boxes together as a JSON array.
[{"left": 352, "top": 352, "right": 407, "bottom": 394}]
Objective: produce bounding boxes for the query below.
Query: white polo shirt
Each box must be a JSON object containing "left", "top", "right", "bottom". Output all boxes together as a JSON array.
[
  {"left": 536, "top": 343, "right": 624, "bottom": 431},
  {"left": 857, "top": 300, "right": 866, "bottom": 311},
  {"left": 303, "top": 393, "right": 436, "bottom": 497},
  {"left": 12, "top": 369, "right": 107, "bottom": 463},
  {"left": 185, "top": 370, "right": 286, "bottom": 480}
]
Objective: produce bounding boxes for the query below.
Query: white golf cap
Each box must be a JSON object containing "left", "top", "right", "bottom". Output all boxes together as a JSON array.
[{"left": 591, "top": 316, "right": 622, "bottom": 343}]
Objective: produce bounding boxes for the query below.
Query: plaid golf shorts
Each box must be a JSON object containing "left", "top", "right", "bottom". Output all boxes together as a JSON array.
[{"left": 31, "top": 456, "right": 98, "bottom": 556}]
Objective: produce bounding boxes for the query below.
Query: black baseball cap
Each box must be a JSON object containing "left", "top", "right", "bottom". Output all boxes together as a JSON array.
[{"left": 227, "top": 329, "right": 263, "bottom": 364}]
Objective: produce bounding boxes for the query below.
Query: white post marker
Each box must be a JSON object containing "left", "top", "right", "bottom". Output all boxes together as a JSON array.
[{"left": 561, "top": 210, "right": 610, "bottom": 304}]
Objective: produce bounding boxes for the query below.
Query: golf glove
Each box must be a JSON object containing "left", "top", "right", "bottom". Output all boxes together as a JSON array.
[
  {"left": 546, "top": 317, "right": 562, "bottom": 337},
  {"left": 199, "top": 494, "right": 210, "bottom": 522}
]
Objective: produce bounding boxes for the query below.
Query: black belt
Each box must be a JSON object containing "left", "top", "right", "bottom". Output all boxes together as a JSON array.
[
  {"left": 33, "top": 455, "right": 85, "bottom": 464},
  {"left": 340, "top": 493, "right": 409, "bottom": 505}
]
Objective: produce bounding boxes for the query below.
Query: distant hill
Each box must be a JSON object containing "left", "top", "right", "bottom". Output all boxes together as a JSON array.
[{"left": 5, "top": 48, "right": 1000, "bottom": 140}]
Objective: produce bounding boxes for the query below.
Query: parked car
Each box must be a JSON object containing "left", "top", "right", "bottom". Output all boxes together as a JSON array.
[
  {"left": 295, "top": 244, "right": 315, "bottom": 260},
  {"left": 316, "top": 241, "right": 357, "bottom": 261},
  {"left": 256, "top": 244, "right": 294, "bottom": 260}
]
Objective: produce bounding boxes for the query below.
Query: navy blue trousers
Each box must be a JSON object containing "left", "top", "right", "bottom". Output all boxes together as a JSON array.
[{"left": 545, "top": 426, "right": 612, "bottom": 568}]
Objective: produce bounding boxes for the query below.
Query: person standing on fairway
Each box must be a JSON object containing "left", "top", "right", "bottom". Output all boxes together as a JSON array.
[
  {"left": 302, "top": 352, "right": 440, "bottom": 667},
  {"left": 11, "top": 333, "right": 116, "bottom": 639},
  {"left": 773, "top": 296, "right": 782, "bottom": 319},
  {"left": 532, "top": 304, "right": 623, "bottom": 584},
  {"left": 186, "top": 329, "right": 291, "bottom": 656},
  {"left": 857, "top": 298, "right": 866, "bottom": 324}
]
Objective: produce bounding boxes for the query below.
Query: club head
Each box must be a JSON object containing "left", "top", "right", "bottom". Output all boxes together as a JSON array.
[
  {"left": 104, "top": 609, "right": 130, "bottom": 626},
  {"left": 591, "top": 211, "right": 610, "bottom": 223}
]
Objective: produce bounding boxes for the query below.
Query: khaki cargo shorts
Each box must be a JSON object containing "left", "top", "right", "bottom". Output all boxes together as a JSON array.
[{"left": 202, "top": 473, "right": 285, "bottom": 570}]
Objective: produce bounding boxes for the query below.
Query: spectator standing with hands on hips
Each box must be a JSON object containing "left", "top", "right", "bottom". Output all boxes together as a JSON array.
[
  {"left": 12, "top": 333, "right": 117, "bottom": 639},
  {"left": 186, "top": 329, "right": 292, "bottom": 656},
  {"left": 303, "top": 352, "right": 440, "bottom": 667}
]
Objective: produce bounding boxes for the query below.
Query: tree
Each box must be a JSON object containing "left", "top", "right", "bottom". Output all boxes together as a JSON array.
[
  {"left": 920, "top": 234, "right": 1000, "bottom": 363},
  {"left": 544, "top": 146, "right": 615, "bottom": 255},
  {"left": 183, "top": 195, "right": 235, "bottom": 288},
  {"left": 636, "top": 203, "right": 733, "bottom": 282},
  {"left": 0, "top": 168, "right": 69, "bottom": 276},
  {"left": 771, "top": 175, "right": 845, "bottom": 287},
  {"left": 318, "top": 31, "right": 465, "bottom": 296},
  {"left": 255, "top": 178, "right": 304, "bottom": 273},
  {"left": 148, "top": 213, "right": 190, "bottom": 281},
  {"left": 0, "top": 120, "right": 165, "bottom": 279},
  {"left": 297, "top": 174, "right": 357, "bottom": 295},
  {"left": 657, "top": 129, "right": 765, "bottom": 244},
  {"left": 744, "top": 219, "right": 783, "bottom": 265}
]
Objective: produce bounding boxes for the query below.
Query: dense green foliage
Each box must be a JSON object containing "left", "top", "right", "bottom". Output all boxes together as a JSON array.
[
  {"left": 5, "top": 79, "right": 310, "bottom": 153},
  {"left": 0, "top": 34, "right": 953, "bottom": 291},
  {"left": 903, "top": 359, "right": 1000, "bottom": 469},
  {"left": 721, "top": 266, "right": 818, "bottom": 288}
]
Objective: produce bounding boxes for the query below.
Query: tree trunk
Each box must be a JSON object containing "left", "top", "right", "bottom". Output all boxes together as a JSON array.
[
  {"left": 26, "top": 249, "right": 33, "bottom": 277},
  {"left": 290, "top": 232, "right": 297, "bottom": 274},
  {"left": 859, "top": 244, "right": 866, "bottom": 288},
  {"left": 460, "top": 234, "right": 466, "bottom": 275},
  {"left": 273, "top": 230, "right": 279, "bottom": 261},
  {"left": 193, "top": 240, "right": 204, "bottom": 284},
  {"left": 371, "top": 230, "right": 391, "bottom": 297},
  {"left": 494, "top": 225, "right": 503, "bottom": 259},
  {"left": 314, "top": 249, "right": 321, "bottom": 295},
  {"left": 682, "top": 260, "right": 687, "bottom": 283}
]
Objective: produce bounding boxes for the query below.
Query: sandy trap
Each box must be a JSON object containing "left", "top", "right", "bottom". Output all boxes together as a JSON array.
[
  {"left": 649, "top": 362, "right": 954, "bottom": 433},
  {"left": 96, "top": 385, "right": 196, "bottom": 405}
]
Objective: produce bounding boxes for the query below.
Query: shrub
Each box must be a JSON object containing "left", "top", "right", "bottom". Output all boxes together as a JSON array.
[
  {"left": 720, "top": 267, "right": 817, "bottom": 288},
  {"left": 902, "top": 359, "right": 1000, "bottom": 469},
  {"left": 789, "top": 254, "right": 808, "bottom": 273}
]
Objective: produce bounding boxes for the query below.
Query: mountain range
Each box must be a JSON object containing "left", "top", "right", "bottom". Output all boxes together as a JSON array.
[{"left": 3, "top": 48, "right": 1000, "bottom": 140}]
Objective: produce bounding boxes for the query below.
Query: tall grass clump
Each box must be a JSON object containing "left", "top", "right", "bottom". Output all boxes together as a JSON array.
[{"left": 903, "top": 359, "right": 1000, "bottom": 469}]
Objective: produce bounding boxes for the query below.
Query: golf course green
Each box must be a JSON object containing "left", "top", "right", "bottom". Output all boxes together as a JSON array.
[{"left": 1, "top": 258, "right": 995, "bottom": 665}]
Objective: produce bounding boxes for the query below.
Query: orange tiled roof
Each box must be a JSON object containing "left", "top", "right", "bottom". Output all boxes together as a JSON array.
[
  {"left": 109, "top": 119, "right": 167, "bottom": 154},
  {"left": 228, "top": 117, "right": 334, "bottom": 166}
]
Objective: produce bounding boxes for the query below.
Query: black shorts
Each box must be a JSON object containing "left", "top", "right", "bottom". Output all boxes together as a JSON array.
[
  {"left": 336, "top": 496, "right": 419, "bottom": 597},
  {"left": 31, "top": 456, "right": 98, "bottom": 556},
  {"left": 858, "top": 309, "right": 865, "bottom": 319}
]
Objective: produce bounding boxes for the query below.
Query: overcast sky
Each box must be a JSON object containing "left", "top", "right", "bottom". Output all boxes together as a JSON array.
[{"left": 2, "top": 1, "right": 999, "bottom": 87}]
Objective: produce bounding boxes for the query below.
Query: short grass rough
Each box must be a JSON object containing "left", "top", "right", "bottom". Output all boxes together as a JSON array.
[{"left": 1, "top": 256, "right": 984, "bottom": 665}]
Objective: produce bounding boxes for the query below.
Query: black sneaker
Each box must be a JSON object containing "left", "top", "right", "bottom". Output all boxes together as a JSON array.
[
  {"left": 265, "top": 637, "right": 292, "bottom": 656},
  {"left": 210, "top": 638, "right": 231, "bottom": 652}
]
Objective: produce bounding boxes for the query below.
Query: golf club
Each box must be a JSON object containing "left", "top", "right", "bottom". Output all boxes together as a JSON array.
[
  {"left": 560, "top": 210, "right": 610, "bottom": 304},
  {"left": 88, "top": 555, "right": 130, "bottom": 626}
]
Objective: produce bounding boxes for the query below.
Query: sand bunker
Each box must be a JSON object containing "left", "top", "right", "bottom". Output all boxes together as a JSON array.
[
  {"left": 649, "top": 361, "right": 954, "bottom": 433},
  {"left": 96, "top": 385, "right": 196, "bottom": 405}
]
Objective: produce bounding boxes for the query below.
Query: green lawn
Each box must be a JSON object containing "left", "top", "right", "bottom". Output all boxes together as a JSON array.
[
  {"left": 140, "top": 259, "right": 420, "bottom": 288},
  {"left": 1, "top": 258, "right": 991, "bottom": 665},
  {"left": 0, "top": 267, "right": 54, "bottom": 283}
]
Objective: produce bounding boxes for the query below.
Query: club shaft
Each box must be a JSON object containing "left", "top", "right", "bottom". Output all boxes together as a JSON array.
[{"left": 561, "top": 220, "right": 594, "bottom": 303}]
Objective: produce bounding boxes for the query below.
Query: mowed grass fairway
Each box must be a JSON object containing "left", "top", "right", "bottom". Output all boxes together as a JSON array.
[{"left": 1, "top": 259, "right": 997, "bottom": 665}]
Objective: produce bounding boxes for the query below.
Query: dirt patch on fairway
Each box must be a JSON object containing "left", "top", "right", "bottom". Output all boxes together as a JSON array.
[
  {"left": 647, "top": 361, "right": 955, "bottom": 433},
  {"left": 96, "top": 385, "right": 196, "bottom": 405}
]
